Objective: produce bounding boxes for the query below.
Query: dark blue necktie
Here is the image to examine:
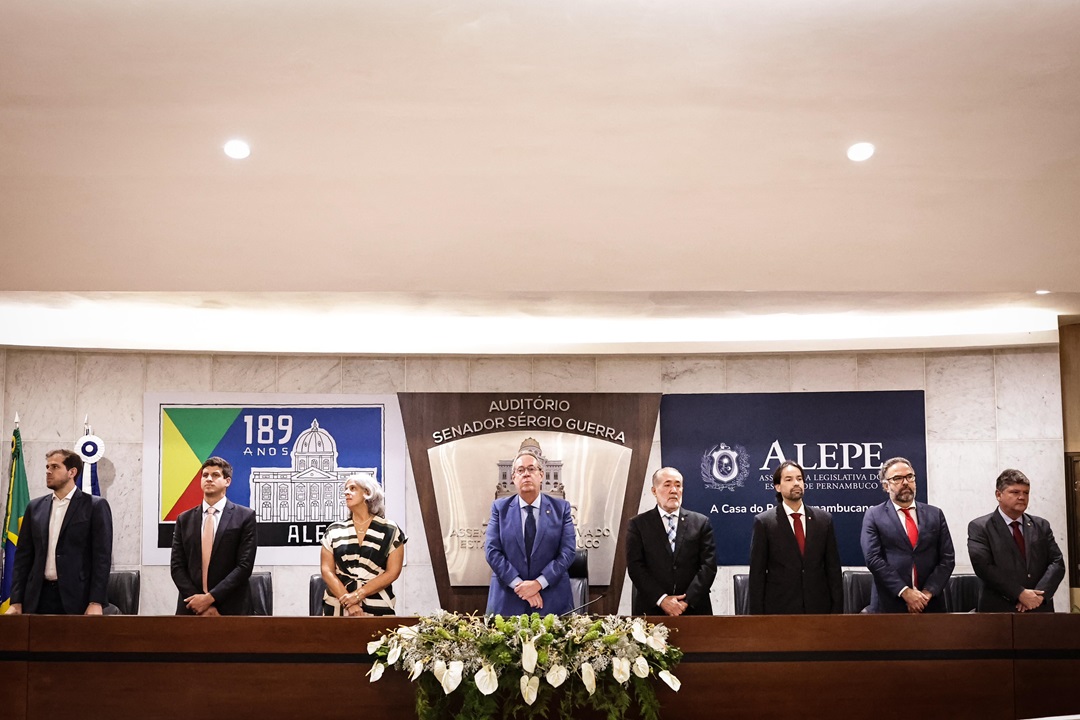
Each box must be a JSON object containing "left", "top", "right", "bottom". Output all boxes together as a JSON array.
[{"left": 524, "top": 505, "right": 536, "bottom": 564}]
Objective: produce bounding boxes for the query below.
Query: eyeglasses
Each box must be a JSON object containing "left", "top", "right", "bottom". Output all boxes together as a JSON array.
[
  {"left": 886, "top": 473, "right": 916, "bottom": 485},
  {"left": 514, "top": 466, "right": 542, "bottom": 477}
]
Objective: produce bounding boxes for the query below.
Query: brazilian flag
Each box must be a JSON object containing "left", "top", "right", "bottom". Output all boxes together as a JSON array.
[{"left": 1, "top": 428, "right": 30, "bottom": 612}]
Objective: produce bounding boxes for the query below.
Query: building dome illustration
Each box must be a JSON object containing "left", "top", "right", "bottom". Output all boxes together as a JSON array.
[{"left": 293, "top": 419, "right": 337, "bottom": 472}]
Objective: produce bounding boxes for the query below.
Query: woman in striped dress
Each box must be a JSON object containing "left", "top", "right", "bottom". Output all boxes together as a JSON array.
[{"left": 320, "top": 475, "right": 407, "bottom": 616}]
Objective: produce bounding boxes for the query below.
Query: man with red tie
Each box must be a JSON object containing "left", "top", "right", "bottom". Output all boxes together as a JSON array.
[
  {"left": 748, "top": 461, "right": 843, "bottom": 614},
  {"left": 860, "top": 457, "right": 955, "bottom": 613},
  {"left": 967, "top": 468, "right": 1064, "bottom": 613},
  {"left": 170, "top": 457, "right": 257, "bottom": 616}
]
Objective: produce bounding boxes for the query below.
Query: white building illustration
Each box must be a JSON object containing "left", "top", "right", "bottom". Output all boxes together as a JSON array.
[{"left": 250, "top": 419, "right": 378, "bottom": 523}]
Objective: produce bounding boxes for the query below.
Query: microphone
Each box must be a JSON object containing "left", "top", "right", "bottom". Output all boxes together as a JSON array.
[{"left": 561, "top": 593, "right": 606, "bottom": 617}]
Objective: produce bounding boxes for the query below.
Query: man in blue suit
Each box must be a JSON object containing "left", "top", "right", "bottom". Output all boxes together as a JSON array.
[
  {"left": 485, "top": 450, "right": 576, "bottom": 616},
  {"left": 860, "top": 456, "right": 955, "bottom": 613}
]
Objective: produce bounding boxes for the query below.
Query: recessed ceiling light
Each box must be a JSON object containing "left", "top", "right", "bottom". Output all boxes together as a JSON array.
[
  {"left": 847, "top": 142, "right": 875, "bottom": 162},
  {"left": 1035, "top": 289, "right": 1051, "bottom": 295},
  {"left": 223, "top": 139, "right": 251, "bottom": 159}
]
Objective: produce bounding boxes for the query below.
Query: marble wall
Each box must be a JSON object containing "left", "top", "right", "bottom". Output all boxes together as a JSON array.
[{"left": 0, "top": 347, "right": 1070, "bottom": 615}]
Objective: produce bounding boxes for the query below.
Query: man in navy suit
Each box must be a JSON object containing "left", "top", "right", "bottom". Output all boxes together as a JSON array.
[
  {"left": 748, "top": 461, "right": 842, "bottom": 614},
  {"left": 485, "top": 451, "right": 576, "bottom": 616},
  {"left": 626, "top": 467, "right": 716, "bottom": 616},
  {"left": 967, "top": 468, "right": 1064, "bottom": 613},
  {"left": 6, "top": 449, "right": 113, "bottom": 615},
  {"left": 171, "top": 456, "right": 257, "bottom": 616},
  {"left": 860, "top": 457, "right": 955, "bottom": 613}
]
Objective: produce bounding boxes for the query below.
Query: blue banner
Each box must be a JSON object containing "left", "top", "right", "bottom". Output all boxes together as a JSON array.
[{"left": 660, "top": 391, "right": 926, "bottom": 566}]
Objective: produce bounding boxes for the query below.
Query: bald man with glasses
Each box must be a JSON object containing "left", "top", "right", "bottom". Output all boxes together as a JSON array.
[
  {"left": 859, "top": 457, "right": 955, "bottom": 613},
  {"left": 484, "top": 451, "right": 576, "bottom": 616}
]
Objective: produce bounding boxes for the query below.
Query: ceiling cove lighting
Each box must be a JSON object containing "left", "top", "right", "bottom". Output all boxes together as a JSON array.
[
  {"left": 847, "top": 142, "right": 875, "bottom": 162},
  {"left": 223, "top": 139, "right": 251, "bottom": 159},
  {"left": 1035, "top": 290, "right": 1051, "bottom": 295}
]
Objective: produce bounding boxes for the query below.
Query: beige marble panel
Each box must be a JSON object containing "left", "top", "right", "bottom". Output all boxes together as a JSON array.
[
  {"left": 271, "top": 565, "right": 318, "bottom": 616},
  {"left": 596, "top": 357, "right": 662, "bottom": 392},
  {"left": 145, "top": 354, "right": 213, "bottom": 392},
  {"left": 76, "top": 353, "right": 145, "bottom": 443},
  {"left": 856, "top": 352, "right": 926, "bottom": 391},
  {"left": 4, "top": 350, "right": 77, "bottom": 443},
  {"left": 403, "top": 469, "right": 430, "bottom": 565},
  {"left": 277, "top": 355, "right": 342, "bottom": 394},
  {"left": 996, "top": 439, "right": 1070, "bottom": 614},
  {"left": 0, "top": 350, "right": 6, "bottom": 450},
  {"left": 711, "top": 567, "right": 748, "bottom": 616},
  {"left": 532, "top": 357, "right": 596, "bottom": 392},
  {"left": 661, "top": 356, "right": 725, "bottom": 393},
  {"left": 139, "top": 564, "right": 179, "bottom": 615},
  {"left": 925, "top": 351, "right": 996, "bottom": 441},
  {"left": 20, "top": 441, "right": 57, "bottom": 500},
  {"left": 789, "top": 354, "right": 857, "bottom": 392},
  {"left": 397, "top": 561, "right": 440, "bottom": 616},
  {"left": 405, "top": 357, "right": 470, "bottom": 391},
  {"left": 97, "top": 442, "right": 143, "bottom": 567},
  {"left": 341, "top": 357, "right": 406, "bottom": 393},
  {"left": 995, "top": 347, "right": 1063, "bottom": 440},
  {"left": 726, "top": 355, "right": 789, "bottom": 393},
  {"left": 211, "top": 355, "right": 277, "bottom": 392},
  {"left": 469, "top": 357, "right": 532, "bottom": 392},
  {"left": 924, "top": 440, "right": 999, "bottom": 567}
]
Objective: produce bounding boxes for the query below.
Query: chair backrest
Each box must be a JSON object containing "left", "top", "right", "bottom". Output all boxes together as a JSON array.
[
  {"left": 568, "top": 549, "right": 589, "bottom": 612},
  {"left": 107, "top": 570, "right": 141, "bottom": 615},
  {"left": 944, "top": 573, "right": 983, "bottom": 613},
  {"left": 732, "top": 573, "right": 750, "bottom": 615},
  {"left": 842, "top": 570, "right": 873, "bottom": 613},
  {"left": 249, "top": 571, "right": 273, "bottom": 616},
  {"left": 309, "top": 574, "right": 328, "bottom": 616}
]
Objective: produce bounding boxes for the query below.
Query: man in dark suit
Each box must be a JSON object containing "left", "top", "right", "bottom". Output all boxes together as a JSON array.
[
  {"left": 749, "top": 461, "right": 842, "bottom": 614},
  {"left": 968, "top": 468, "right": 1065, "bottom": 613},
  {"left": 170, "top": 456, "right": 257, "bottom": 616},
  {"left": 626, "top": 467, "right": 717, "bottom": 616},
  {"left": 5, "top": 449, "right": 113, "bottom": 615},
  {"left": 860, "top": 456, "right": 955, "bottom": 613},
  {"left": 485, "top": 450, "right": 577, "bottom": 616}
]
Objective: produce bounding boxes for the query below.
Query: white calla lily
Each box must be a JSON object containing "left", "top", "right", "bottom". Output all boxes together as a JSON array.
[
  {"left": 546, "top": 663, "right": 568, "bottom": 688},
  {"left": 475, "top": 665, "right": 499, "bottom": 696},
  {"left": 367, "top": 661, "right": 385, "bottom": 682},
  {"left": 658, "top": 670, "right": 681, "bottom": 692},
  {"left": 441, "top": 660, "right": 463, "bottom": 694},
  {"left": 386, "top": 644, "right": 401, "bottom": 664},
  {"left": 367, "top": 635, "right": 385, "bottom": 654},
  {"left": 631, "top": 620, "right": 648, "bottom": 644},
  {"left": 433, "top": 659, "right": 447, "bottom": 683},
  {"left": 633, "top": 656, "right": 650, "bottom": 678},
  {"left": 408, "top": 660, "right": 424, "bottom": 681},
  {"left": 612, "top": 656, "right": 631, "bottom": 683},
  {"left": 581, "top": 662, "right": 596, "bottom": 695},
  {"left": 646, "top": 633, "right": 667, "bottom": 652},
  {"left": 521, "top": 637, "right": 538, "bottom": 674},
  {"left": 520, "top": 674, "right": 540, "bottom": 705},
  {"left": 396, "top": 625, "right": 418, "bottom": 640}
]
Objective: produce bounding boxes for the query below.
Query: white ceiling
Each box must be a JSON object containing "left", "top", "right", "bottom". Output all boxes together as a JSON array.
[{"left": 2, "top": 1, "right": 1079, "bottom": 353}]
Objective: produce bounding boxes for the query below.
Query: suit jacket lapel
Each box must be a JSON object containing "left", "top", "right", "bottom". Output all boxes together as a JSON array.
[
  {"left": 988, "top": 512, "right": 1025, "bottom": 566},
  {"left": 212, "top": 500, "right": 234, "bottom": 555},
  {"left": 58, "top": 488, "right": 86, "bottom": 541},
  {"left": 508, "top": 496, "right": 526, "bottom": 559},
  {"left": 532, "top": 495, "right": 550, "bottom": 553}
]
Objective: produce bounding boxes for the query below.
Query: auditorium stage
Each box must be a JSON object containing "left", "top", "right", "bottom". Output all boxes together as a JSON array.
[{"left": 1, "top": 613, "right": 1078, "bottom": 719}]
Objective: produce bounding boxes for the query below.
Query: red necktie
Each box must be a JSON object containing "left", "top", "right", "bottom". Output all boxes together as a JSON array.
[
  {"left": 900, "top": 507, "right": 919, "bottom": 586},
  {"left": 791, "top": 512, "right": 805, "bottom": 555},
  {"left": 1010, "top": 520, "right": 1026, "bottom": 561}
]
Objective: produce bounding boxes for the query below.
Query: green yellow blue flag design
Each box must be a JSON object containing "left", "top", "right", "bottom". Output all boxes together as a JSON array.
[{"left": 1, "top": 428, "right": 30, "bottom": 613}]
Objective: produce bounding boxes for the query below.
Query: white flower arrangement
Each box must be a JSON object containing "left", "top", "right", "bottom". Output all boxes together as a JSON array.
[{"left": 368, "top": 611, "right": 683, "bottom": 720}]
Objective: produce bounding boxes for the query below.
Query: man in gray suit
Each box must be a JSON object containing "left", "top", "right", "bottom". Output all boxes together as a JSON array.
[{"left": 967, "top": 468, "right": 1065, "bottom": 613}]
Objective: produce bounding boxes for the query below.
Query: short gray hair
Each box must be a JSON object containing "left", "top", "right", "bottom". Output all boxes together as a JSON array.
[
  {"left": 996, "top": 468, "right": 1030, "bottom": 492},
  {"left": 346, "top": 475, "right": 384, "bottom": 517},
  {"left": 878, "top": 457, "right": 913, "bottom": 484},
  {"left": 651, "top": 467, "right": 683, "bottom": 487}
]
